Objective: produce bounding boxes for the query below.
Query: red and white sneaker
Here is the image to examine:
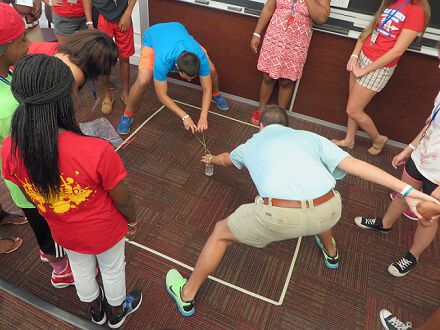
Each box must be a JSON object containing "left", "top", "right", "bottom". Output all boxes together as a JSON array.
[
  {"left": 389, "top": 192, "right": 418, "bottom": 221},
  {"left": 51, "top": 260, "right": 75, "bottom": 289},
  {"left": 250, "top": 111, "right": 261, "bottom": 126},
  {"left": 39, "top": 250, "right": 49, "bottom": 263}
]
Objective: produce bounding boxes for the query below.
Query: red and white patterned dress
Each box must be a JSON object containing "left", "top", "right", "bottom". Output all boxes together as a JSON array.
[{"left": 257, "top": 0, "right": 313, "bottom": 81}]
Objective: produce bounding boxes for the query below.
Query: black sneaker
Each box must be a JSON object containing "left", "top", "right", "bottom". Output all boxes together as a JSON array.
[
  {"left": 388, "top": 252, "right": 417, "bottom": 277},
  {"left": 108, "top": 289, "right": 142, "bottom": 329},
  {"left": 89, "top": 286, "right": 106, "bottom": 325},
  {"left": 379, "top": 309, "right": 413, "bottom": 330},
  {"left": 354, "top": 217, "right": 392, "bottom": 233}
]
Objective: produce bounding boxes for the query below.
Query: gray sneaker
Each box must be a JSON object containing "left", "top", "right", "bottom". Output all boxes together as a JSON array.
[{"left": 379, "top": 309, "right": 412, "bottom": 330}]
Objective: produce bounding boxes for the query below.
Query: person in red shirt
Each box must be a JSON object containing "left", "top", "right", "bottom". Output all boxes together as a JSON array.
[
  {"left": 43, "top": 0, "right": 87, "bottom": 42},
  {"left": 2, "top": 54, "right": 142, "bottom": 328},
  {"left": 332, "top": 0, "right": 430, "bottom": 155}
]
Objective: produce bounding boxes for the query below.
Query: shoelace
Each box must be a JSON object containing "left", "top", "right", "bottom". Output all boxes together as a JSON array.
[
  {"left": 396, "top": 257, "right": 413, "bottom": 270},
  {"left": 125, "top": 295, "right": 136, "bottom": 305},
  {"left": 388, "top": 316, "right": 412, "bottom": 330}
]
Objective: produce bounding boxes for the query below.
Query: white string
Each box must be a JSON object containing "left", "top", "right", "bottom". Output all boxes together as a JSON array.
[{"left": 193, "top": 131, "right": 211, "bottom": 155}]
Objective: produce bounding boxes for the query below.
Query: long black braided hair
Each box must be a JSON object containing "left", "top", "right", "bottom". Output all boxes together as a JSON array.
[{"left": 10, "top": 54, "right": 83, "bottom": 199}]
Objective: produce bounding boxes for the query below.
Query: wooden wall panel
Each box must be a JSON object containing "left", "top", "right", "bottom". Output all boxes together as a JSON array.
[{"left": 149, "top": 0, "right": 440, "bottom": 143}]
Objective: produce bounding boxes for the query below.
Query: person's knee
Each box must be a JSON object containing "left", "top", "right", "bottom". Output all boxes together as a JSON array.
[
  {"left": 212, "top": 219, "right": 235, "bottom": 245},
  {"left": 418, "top": 219, "right": 438, "bottom": 229},
  {"left": 279, "top": 79, "right": 294, "bottom": 89},
  {"left": 210, "top": 65, "right": 218, "bottom": 77},
  {"left": 262, "top": 74, "right": 275, "bottom": 85},
  {"left": 212, "top": 220, "right": 227, "bottom": 236},
  {"left": 346, "top": 105, "right": 362, "bottom": 120},
  {"left": 136, "top": 72, "right": 151, "bottom": 89}
]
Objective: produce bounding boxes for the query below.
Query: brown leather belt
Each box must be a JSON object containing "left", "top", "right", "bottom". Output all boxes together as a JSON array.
[{"left": 263, "top": 190, "right": 334, "bottom": 208}]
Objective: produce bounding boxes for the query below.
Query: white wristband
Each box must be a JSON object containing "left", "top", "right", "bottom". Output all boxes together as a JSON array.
[
  {"left": 400, "top": 185, "right": 414, "bottom": 197},
  {"left": 86, "top": 21, "right": 93, "bottom": 25},
  {"left": 182, "top": 115, "right": 190, "bottom": 121},
  {"left": 408, "top": 143, "right": 416, "bottom": 150},
  {"left": 253, "top": 32, "right": 261, "bottom": 38},
  {"left": 350, "top": 54, "right": 359, "bottom": 59}
]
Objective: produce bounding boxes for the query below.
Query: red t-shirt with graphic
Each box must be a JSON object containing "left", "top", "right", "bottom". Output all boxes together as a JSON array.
[
  {"left": 27, "top": 42, "right": 60, "bottom": 56},
  {"left": 362, "top": 0, "right": 425, "bottom": 67},
  {"left": 52, "top": 0, "right": 85, "bottom": 18},
  {"left": 2, "top": 132, "right": 128, "bottom": 254}
]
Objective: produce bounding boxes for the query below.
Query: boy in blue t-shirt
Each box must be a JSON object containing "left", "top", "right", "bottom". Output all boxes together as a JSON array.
[{"left": 117, "top": 22, "right": 230, "bottom": 134}]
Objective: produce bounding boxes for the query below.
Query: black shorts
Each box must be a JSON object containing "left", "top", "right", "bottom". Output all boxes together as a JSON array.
[
  {"left": 404, "top": 157, "right": 438, "bottom": 195},
  {"left": 21, "top": 207, "right": 64, "bottom": 257}
]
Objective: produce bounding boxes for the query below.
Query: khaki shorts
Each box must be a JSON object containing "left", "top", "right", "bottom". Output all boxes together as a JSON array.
[
  {"left": 356, "top": 51, "right": 396, "bottom": 92},
  {"left": 228, "top": 191, "right": 342, "bottom": 248}
]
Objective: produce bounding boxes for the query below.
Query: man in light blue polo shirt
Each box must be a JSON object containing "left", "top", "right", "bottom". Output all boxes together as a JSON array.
[
  {"left": 164, "top": 105, "right": 435, "bottom": 317},
  {"left": 117, "top": 22, "right": 230, "bottom": 134}
]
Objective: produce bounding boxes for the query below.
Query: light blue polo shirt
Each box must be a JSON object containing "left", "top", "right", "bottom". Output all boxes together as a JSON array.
[
  {"left": 230, "top": 125, "right": 349, "bottom": 200},
  {"left": 142, "top": 22, "right": 210, "bottom": 82}
]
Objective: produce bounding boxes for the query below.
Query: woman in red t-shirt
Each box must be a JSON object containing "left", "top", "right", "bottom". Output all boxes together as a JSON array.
[
  {"left": 332, "top": 0, "right": 430, "bottom": 155},
  {"left": 2, "top": 54, "right": 142, "bottom": 328}
]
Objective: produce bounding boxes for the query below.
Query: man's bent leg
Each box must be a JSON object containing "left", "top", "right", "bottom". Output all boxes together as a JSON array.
[
  {"left": 183, "top": 219, "right": 238, "bottom": 301},
  {"left": 318, "top": 229, "right": 336, "bottom": 257},
  {"left": 166, "top": 218, "right": 238, "bottom": 316}
]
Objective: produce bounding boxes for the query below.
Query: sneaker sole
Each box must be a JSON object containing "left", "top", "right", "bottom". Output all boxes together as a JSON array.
[
  {"left": 51, "top": 281, "right": 75, "bottom": 289},
  {"left": 166, "top": 285, "right": 195, "bottom": 317},
  {"left": 211, "top": 100, "right": 229, "bottom": 111},
  {"left": 387, "top": 264, "right": 411, "bottom": 277},
  {"left": 315, "top": 236, "right": 339, "bottom": 269},
  {"left": 117, "top": 128, "right": 131, "bottom": 135},
  {"left": 108, "top": 293, "right": 143, "bottom": 329},
  {"left": 353, "top": 217, "right": 392, "bottom": 234},
  {"left": 324, "top": 259, "right": 339, "bottom": 269},
  {"left": 379, "top": 309, "right": 393, "bottom": 330},
  {"left": 92, "top": 313, "right": 107, "bottom": 326},
  {"left": 403, "top": 213, "right": 419, "bottom": 221}
]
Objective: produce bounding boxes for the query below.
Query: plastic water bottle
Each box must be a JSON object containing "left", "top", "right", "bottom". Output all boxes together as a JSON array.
[{"left": 205, "top": 163, "right": 214, "bottom": 176}]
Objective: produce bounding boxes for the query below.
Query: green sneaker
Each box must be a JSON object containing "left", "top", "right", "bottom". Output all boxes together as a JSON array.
[
  {"left": 165, "top": 269, "right": 195, "bottom": 317},
  {"left": 315, "top": 235, "right": 339, "bottom": 269}
]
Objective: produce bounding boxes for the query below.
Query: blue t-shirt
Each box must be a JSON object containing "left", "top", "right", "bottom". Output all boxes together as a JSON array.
[
  {"left": 142, "top": 22, "right": 210, "bottom": 82},
  {"left": 230, "top": 125, "right": 349, "bottom": 200}
]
